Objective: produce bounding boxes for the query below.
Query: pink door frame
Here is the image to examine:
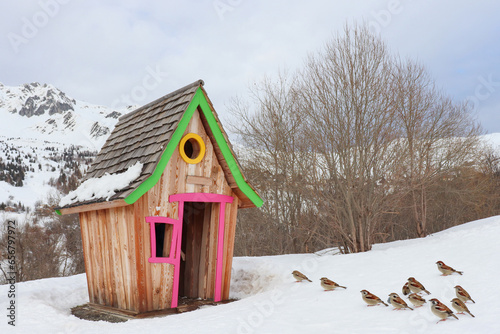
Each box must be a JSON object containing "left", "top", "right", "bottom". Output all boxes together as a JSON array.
[{"left": 146, "top": 192, "right": 234, "bottom": 308}]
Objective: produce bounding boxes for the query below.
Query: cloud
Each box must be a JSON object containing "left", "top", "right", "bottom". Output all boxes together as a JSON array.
[{"left": 0, "top": 0, "right": 499, "bottom": 133}]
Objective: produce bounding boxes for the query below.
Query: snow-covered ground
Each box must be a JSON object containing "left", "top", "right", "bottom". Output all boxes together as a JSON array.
[{"left": 1, "top": 216, "right": 499, "bottom": 333}]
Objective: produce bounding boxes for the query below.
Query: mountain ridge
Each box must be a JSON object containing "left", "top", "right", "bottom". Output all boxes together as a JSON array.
[
  {"left": 0, "top": 81, "right": 132, "bottom": 210},
  {"left": 0, "top": 81, "right": 135, "bottom": 149}
]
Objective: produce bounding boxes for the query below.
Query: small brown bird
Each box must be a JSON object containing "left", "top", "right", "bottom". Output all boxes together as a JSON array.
[
  {"left": 429, "top": 298, "right": 459, "bottom": 323},
  {"left": 360, "top": 290, "right": 388, "bottom": 307},
  {"left": 402, "top": 282, "right": 411, "bottom": 296},
  {"left": 408, "top": 277, "right": 431, "bottom": 295},
  {"left": 451, "top": 298, "right": 475, "bottom": 318},
  {"left": 454, "top": 285, "right": 475, "bottom": 303},
  {"left": 292, "top": 270, "right": 312, "bottom": 282},
  {"left": 319, "top": 277, "right": 346, "bottom": 291},
  {"left": 436, "top": 261, "right": 463, "bottom": 276},
  {"left": 408, "top": 293, "right": 426, "bottom": 307},
  {"left": 388, "top": 293, "right": 413, "bottom": 310}
]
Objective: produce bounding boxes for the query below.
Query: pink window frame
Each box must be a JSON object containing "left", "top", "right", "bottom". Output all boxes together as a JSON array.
[
  {"left": 146, "top": 192, "right": 233, "bottom": 308},
  {"left": 146, "top": 216, "right": 182, "bottom": 265}
]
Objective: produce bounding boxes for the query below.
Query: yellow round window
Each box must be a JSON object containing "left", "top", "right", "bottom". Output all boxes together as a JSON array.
[{"left": 179, "top": 133, "right": 205, "bottom": 164}]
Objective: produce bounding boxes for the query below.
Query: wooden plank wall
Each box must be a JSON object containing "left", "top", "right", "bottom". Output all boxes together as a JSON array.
[
  {"left": 79, "top": 204, "right": 139, "bottom": 312},
  {"left": 80, "top": 108, "right": 241, "bottom": 313}
]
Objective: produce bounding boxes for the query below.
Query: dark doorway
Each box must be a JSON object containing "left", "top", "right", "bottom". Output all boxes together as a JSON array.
[{"left": 179, "top": 202, "right": 212, "bottom": 299}]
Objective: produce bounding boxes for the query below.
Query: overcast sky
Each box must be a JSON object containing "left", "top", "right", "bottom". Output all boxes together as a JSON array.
[{"left": 1, "top": 1, "right": 499, "bottom": 133}]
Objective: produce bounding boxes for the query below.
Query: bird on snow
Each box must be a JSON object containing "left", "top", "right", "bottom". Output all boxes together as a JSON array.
[
  {"left": 407, "top": 277, "right": 431, "bottom": 295},
  {"left": 387, "top": 293, "right": 413, "bottom": 310},
  {"left": 436, "top": 261, "right": 463, "bottom": 276},
  {"left": 360, "top": 290, "right": 388, "bottom": 307},
  {"left": 292, "top": 270, "right": 312, "bottom": 282},
  {"left": 429, "top": 298, "right": 459, "bottom": 323},
  {"left": 454, "top": 285, "right": 475, "bottom": 303},
  {"left": 319, "top": 277, "right": 346, "bottom": 291},
  {"left": 408, "top": 293, "right": 427, "bottom": 308}
]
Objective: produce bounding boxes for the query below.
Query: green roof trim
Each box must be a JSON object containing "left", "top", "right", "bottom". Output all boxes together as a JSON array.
[{"left": 124, "top": 87, "right": 263, "bottom": 207}]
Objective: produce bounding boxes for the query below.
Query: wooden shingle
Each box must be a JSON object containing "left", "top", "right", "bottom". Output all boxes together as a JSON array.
[
  {"left": 57, "top": 79, "right": 261, "bottom": 212},
  {"left": 58, "top": 80, "right": 204, "bottom": 209}
]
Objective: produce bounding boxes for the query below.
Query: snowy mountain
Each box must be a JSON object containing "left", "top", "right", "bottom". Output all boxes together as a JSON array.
[
  {"left": 1, "top": 215, "right": 499, "bottom": 333},
  {"left": 0, "top": 82, "right": 134, "bottom": 210},
  {"left": 0, "top": 82, "right": 128, "bottom": 149},
  {"left": 0, "top": 137, "right": 96, "bottom": 209}
]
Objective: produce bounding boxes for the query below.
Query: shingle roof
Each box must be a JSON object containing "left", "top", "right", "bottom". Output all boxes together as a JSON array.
[
  {"left": 60, "top": 80, "right": 202, "bottom": 209},
  {"left": 57, "top": 79, "right": 262, "bottom": 212}
]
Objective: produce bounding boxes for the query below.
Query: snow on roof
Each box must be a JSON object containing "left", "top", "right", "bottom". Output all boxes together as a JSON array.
[{"left": 59, "top": 161, "right": 143, "bottom": 207}]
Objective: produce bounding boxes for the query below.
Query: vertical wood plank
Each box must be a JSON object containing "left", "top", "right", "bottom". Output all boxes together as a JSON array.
[
  {"left": 88, "top": 210, "right": 103, "bottom": 305},
  {"left": 135, "top": 195, "right": 151, "bottom": 312},
  {"left": 107, "top": 207, "right": 121, "bottom": 309},
  {"left": 223, "top": 196, "right": 239, "bottom": 299},
  {"left": 121, "top": 204, "right": 136, "bottom": 312},
  {"left": 214, "top": 201, "right": 226, "bottom": 302},
  {"left": 97, "top": 209, "right": 111, "bottom": 306},
  {"left": 157, "top": 171, "right": 172, "bottom": 310},
  {"left": 207, "top": 202, "right": 219, "bottom": 299},
  {"left": 79, "top": 212, "right": 95, "bottom": 304},
  {"left": 198, "top": 203, "right": 211, "bottom": 298},
  {"left": 115, "top": 208, "right": 127, "bottom": 309}
]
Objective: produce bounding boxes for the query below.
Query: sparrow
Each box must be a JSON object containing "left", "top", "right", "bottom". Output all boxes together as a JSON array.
[
  {"left": 319, "top": 277, "right": 346, "bottom": 291},
  {"left": 360, "top": 290, "right": 388, "bottom": 307},
  {"left": 451, "top": 298, "right": 475, "bottom": 318},
  {"left": 408, "top": 293, "right": 426, "bottom": 307},
  {"left": 436, "top": 261, "right": 463, "bottom": 276},
  {"left": 292, "top": 270, "right": 312, "bottom": 282},
  {"left": 408, "top": 277, "right": 431, "bottom": 295},
  {"left": 429, "top": 298, "right": 458, "bottom": 323},
  {"left": 387, "top": 293, "right": 413, "bottom": 310},
  {"left": 402, "top": 282, "right": 411, "bottom": 296},
  {"left": 454, "top": 285, "right": 475, "bottom": 303}
]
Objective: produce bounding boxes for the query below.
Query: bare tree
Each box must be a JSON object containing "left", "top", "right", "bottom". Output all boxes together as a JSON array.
[
  {"left": 298, "top": 24, "right": 404, "bottom": 253},
  {"left": 392, "top": 59, "right": 483, "bottom": 237},
  {"left": 0, "top": 194, "right": 85, "bottom": 283},
  {"left": 231, "top": 23, "right": 489, "bottom": 256},
  {"left": 229, "top": 72, "right": 319, "bottom": 255}
]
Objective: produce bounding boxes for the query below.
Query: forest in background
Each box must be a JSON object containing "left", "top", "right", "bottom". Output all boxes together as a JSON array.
[{"left": 232, "top": 24, "right": 500, "bottom": 256}]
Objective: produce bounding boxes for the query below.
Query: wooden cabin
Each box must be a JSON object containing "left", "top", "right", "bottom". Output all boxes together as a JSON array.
[{"left": 56, "top": 80, "right": 262, "bottom": 315}]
